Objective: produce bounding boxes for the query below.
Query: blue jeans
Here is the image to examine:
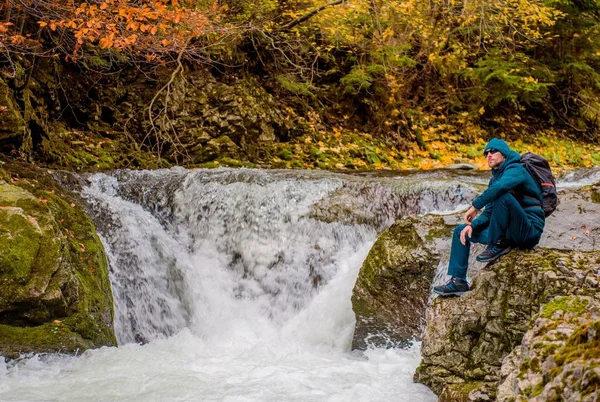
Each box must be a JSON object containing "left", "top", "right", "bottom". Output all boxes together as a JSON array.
[{"left": 448, "top": 193, "right": 542, "bottom": 279}]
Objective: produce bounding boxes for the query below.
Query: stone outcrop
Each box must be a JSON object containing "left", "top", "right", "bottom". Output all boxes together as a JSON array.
[
  {"left": 351, "top": 216, "right": 450, "bottom": 349},
  {"left": 497, "top": 295, "right": 600, "bottom": 401},
  {"left": 0, "top": 165, "right": 117, "bottom": 359},
  {"left": 1, "top": 59, "right": 304, "bottom": 170},
  {"left": 0, "top": 78, "right": 26, "bottom": 154},
  {"left": 414, "top": 248, "right": 600, "bottom": 401}
]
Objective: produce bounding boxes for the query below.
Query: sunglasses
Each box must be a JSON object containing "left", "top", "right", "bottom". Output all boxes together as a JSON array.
[{"left": 484, "top": 148, "right": 500, "bottom": 157}]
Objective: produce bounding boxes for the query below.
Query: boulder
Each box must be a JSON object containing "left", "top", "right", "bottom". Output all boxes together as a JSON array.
[
  {"left": 497, "top": 295, "right": 600, "bottom": 401},
  {"left": 0, "top": 168, "right": 116, "bottom": 359},
  {"left": 414, "top": 249, "right": 600, "bottom": 401},
  {"left": 351, "top": 216, "right": 448, "bottom": 349}
]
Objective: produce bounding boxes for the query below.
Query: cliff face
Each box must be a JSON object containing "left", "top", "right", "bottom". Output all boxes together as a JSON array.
[
  {"left": 0, "top": 164, "right": 117, "bottom": 359},
  {"left": 412, "top": 184, "right": 600, "bottom": 401},
  {"left": 0, "top": 60, "right": 309, "bottom": 170},
  {"left": 414, "top": 249, "right": 600, "bottom": 400},
  {"left": 497, "top": 295, "right": 600, "bottom": 401}
]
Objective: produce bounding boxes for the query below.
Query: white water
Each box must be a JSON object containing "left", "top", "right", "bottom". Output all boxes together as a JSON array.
[{"left": 1, "top": 168, "right": 445, "bottom": 401}]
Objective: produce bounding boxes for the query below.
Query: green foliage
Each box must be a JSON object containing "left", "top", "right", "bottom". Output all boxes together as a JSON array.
[
  {"left": 541, "top": 296, "right": 589, "bottom": 319},
  {"left": 464, "top": 51, "right": 552, "bottom": 107},
  {"left": 276, "top": 75, "right": 314, "bottom": 96},
  {"left": 340, "top": 66, "right": 374, "bottom": 95}
]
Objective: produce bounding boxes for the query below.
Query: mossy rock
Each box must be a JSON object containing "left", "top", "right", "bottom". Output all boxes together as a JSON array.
[
  {"left": 497, "top": 296, "right": 600, "bottom": 401},
  {"left": 591, "top": 184, "right": 600, "bottom": 204},
  {"left": 0, "top": 77, "right": 26, "bottom": 150},
  {"left": 0, "top": 164, "right": 116, "bottom": 359},
  {"left": 438, "top": 381, "right": 490, "bottom": 402},
  {"left": 416, "top": 248, "right": 600, "bottom": 398},
  {"left": 351, "top": 218, "right": 440, "bottom": 349}
]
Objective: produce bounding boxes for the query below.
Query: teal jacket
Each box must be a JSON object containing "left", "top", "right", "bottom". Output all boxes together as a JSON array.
[{"left": 470, "top": 138, "right": 545, "bottom": 233}]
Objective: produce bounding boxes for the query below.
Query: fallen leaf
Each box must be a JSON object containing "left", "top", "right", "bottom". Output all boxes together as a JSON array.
[
  {"left": 572, "top": 235, "right": 577, "bottom": 240},
  {"left": 70, "top": 203, "right": 75, "bottom": 207}
]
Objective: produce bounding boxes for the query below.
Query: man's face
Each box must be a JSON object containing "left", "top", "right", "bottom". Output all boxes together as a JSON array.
[{"left": 485, "top": 149, "right": 505, "bottom": 169}]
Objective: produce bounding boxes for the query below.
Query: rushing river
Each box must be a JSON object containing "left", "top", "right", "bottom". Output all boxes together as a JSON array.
[{"left": 0, "top": 167, "right": 492, "bottom": 402}]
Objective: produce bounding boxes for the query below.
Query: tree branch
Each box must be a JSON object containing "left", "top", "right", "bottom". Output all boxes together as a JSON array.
[{"left": 278, "top": 0, "right": 345, "bottom": 32}]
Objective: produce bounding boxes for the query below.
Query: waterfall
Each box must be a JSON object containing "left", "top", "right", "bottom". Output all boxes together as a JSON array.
[
  {"left": 81, "top": 168, "right": 473, "bottom": 346},
  {"left": 2, "top": 167, "right": 479, "bottom": 401}
]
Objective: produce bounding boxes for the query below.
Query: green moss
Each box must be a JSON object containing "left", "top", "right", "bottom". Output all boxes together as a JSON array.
[
  {"left": 0, "top": 208, "right": 41, "bottom": 280},
  {"left": 541, "top": 296, "right": 589, "bottom": 319},
  {"left": 217, "top": 157, "right": 255, "bottom": 168},
  {"left": 0, "top": 322, "right": 94, "bottom": 359},
  {"left": 275, "top": 74, "right": 314, "bottom": 96},
  {"left": 0, "top": 162, "right": 117, "bottom": 356},
  {"left": 591, "top": 187, "right": 600, "bottom": 204},
  {"left": 440, "top": 381, "right": 488, "bottom": 401},
  {"left": 424, "top": 221, "right": 453, "bottom": 241},
  {"left": 546, "top": 321, "right": 600, "bottom": 381},
  {"left": 356, "top": 220, "right": 422, "bottom": 288},
  {"left": 278, "top": 147, "right": 293, "bottom": 161}
]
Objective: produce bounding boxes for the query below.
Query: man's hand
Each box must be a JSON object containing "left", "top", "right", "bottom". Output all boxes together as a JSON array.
[
  {"left": 464, "top": 206, "right": 478, "bottom": 224},
  {"left": 460, "top": 225, "right": 473, "bottom": 245}
]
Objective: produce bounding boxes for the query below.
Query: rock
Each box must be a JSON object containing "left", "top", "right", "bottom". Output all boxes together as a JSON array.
[
  {"left": 351, "top": 216, "right": 445, "bottom": 349},
  {"left": 497, "top": 295, "right": 600, "bottom": 401},
  {"left": 0, "top": 77, "right": 26, "bottom": 153},
  {"left": 539, "top": 188, "right": 600, "bottom": 251},
  {"left": 414, "top": 249, "right": 600, "bottom": 400},
  {"left": 191, "top": 135, "right": 240, "bottom": 163},
  {"left": 0, "top": 166, "right": 117, "bottom": 359},
  {"left": 311, "top": 178, "right": 479, "bottom": 229},
  {"left": 445, "top": 164, "right": 478, "bottom": 170}
]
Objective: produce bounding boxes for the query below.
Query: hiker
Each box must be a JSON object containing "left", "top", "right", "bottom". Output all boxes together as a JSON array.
[{"left": 434, "top": 138, "right": 546, "bottom": 296}]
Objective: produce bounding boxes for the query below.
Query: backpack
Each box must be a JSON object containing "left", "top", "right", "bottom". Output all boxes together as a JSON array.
[{"left": 520, "top": 152, "right": 558, "bottom": 217}]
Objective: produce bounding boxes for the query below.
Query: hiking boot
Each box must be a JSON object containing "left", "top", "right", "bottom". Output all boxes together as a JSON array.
[
  {"left": 476, "top": 242, "right": 513, "bottom": 263},
  {"left": 433, "top": 277, "right": 470, "bottom": 297}
]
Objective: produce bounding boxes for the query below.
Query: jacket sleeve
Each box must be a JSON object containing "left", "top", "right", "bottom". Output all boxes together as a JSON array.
[
  {"left": 472, "top": 166, "right": 526, "bottom": 210},
  {"left": 471, "top": 203, "right": 491, "bottom": 231}
]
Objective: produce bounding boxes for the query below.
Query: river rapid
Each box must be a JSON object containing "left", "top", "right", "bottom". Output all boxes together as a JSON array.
[{"left": 8, "top": 166, "right": 595, "bottom": 402}]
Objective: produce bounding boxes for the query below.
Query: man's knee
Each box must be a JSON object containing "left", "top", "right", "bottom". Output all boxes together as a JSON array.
[
  {"left": 493, "top": 192, "right": 517, "bottom": 207},
  {"left": 453, "top": 224, "right": 467, "bottom": 237}
]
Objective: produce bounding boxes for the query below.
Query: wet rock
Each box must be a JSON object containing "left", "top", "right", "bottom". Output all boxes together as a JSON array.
[
  {"left": 445, "top": 163, "right": 477, "bottom": 170},
  {"left": 0, "top": 166, "right": 117, "bottom": 359},
  {"left": 351, "top": 216, "right": 445, "bottom": 349},
  {"left": 414, "top": 249, "right": 600, "bottom": 400},
  {"left": 311, "top": 178, "right": 478, "bottom": 229}
]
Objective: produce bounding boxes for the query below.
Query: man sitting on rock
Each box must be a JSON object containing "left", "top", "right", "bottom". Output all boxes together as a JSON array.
[{"left": 434, "top": 138, "right": 546, "bottom": 296}]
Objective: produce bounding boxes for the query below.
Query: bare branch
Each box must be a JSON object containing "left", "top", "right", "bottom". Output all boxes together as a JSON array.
[{"left": 278, "top": 0, "right": 345, "bottom": 32}]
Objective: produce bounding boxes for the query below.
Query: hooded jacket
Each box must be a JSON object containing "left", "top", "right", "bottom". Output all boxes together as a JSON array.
[{"left": 470, "top": 138, "right": 545, "bottom": 233}]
